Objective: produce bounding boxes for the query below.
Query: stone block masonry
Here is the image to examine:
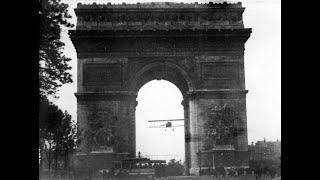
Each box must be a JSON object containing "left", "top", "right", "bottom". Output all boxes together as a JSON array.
[{"left": 69, "top": 1, "right": 251, "bottom": 175}]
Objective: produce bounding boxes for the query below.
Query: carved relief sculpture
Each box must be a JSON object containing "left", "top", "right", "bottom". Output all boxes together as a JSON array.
[
  {"left": 204, "top": 104, "right": 244, "bottom": 150},
  {"left": 83, "top": 109, "right": 118, "bottom": 152}
]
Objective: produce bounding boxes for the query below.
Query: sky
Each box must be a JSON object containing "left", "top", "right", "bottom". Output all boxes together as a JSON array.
[{"left": 49, "top": 0, "right": 281, "bottom": 162}]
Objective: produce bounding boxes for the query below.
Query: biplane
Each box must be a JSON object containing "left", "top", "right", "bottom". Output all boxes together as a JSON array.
[{"left": 148, "top": 119, "right": 184, "bottom": 131}]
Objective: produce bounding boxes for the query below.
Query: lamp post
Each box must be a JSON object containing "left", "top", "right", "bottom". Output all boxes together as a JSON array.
[{"left": 212, "top": 152, "right": 215, "bottom": 169}]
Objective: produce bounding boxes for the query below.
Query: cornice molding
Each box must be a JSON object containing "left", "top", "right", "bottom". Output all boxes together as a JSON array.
[
  {"left": 75, "top": 91, "right": 137, "bottom": 101},
  {"left": 187, "top": 89, "right": 248, "bottom": 99},
  {"left": 69, "top": 29, "right": 252, "bottom": 38},
  {"left": 76, "top": 50, "right": 244, "bottom": 59},
  {"left": 76, "top": 2, "right": 243, "bottom": 10},
  {"left": 73, "top": 1, "right": 246, "bottom": 31}
]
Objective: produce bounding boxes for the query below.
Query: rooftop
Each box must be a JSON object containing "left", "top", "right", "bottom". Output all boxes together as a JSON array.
[{"left": 76, "top": 1, "right": 243, "bottom": 9}]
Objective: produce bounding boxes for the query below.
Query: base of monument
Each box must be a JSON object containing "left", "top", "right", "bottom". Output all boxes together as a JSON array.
[
  {"left": 199, "top": 149, "right": 249, "bottom": 168},
  {"left": 189, "top": 167, "right": 200, "bottom": 176},
  {"left": 73, "top": 151, "right": 130, "bottom": 172}
]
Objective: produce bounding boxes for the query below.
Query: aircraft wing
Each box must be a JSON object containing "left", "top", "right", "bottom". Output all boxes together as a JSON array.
[
  {"left": 171, "top": 125, "right": 184, "bottom": 127},
  {"left": 148, "top": 119, "right": 184, "bottom": 122},
  {"left": 149, "top": 125, "right": 166, "bottom": 128}
]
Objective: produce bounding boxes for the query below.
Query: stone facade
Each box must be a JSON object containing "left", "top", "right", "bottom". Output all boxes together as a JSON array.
[
  {"left": 69, "top": 2, "right": 251, "bottom": 175},
  {"left": 75, "top": 2, "right": 245, "bottom": 31},
  {"left": 248, "top": 140, "right": 281, "bottom": 161}
]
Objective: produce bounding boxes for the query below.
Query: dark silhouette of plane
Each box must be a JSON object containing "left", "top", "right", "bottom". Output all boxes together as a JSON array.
[{"left": 148, "top": 119, "right": 184, "bottom": 131}]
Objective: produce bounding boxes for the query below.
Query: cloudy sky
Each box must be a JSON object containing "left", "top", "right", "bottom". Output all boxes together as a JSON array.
[{"left": 49, "top": 0, "right": 281, "bottom": 162}]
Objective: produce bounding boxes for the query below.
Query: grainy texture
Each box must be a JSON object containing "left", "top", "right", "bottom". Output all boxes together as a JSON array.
[{"left": 69, "top": 2, "right": 251, "bottom": 175}]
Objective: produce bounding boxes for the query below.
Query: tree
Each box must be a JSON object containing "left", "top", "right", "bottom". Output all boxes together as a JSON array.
[
  {"left": 53, "top": 110, "right": 77, "bottom": 171},
  {"left": 39, "top": 96, "right": 64, "bottom": 172},
  {"left": 249, "top": 159, "right": 281, "bottom": 175},
  {"left": 164, "top": 159, "right": 185, "bottom": 176},
  {"left": 39, "top": 95, "right": 77, "bottom": 174},
  {"left": 39, "top": 0, "right": 74, "bottom": 97}
]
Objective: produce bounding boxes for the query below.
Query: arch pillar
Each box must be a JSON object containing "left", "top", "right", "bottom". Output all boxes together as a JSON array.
[
  {"left": 181, "top": 98, "right": 191, "bottom": 175},
  {"left": 75, "top": 91, "right": 137, "bottom": 157},
  {"left": 186, "top": 89, "right": 249, "bottom": 175}
]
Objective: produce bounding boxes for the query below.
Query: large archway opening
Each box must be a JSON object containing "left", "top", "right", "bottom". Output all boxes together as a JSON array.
[{"left": 136, "top": 80, "right": 185, "bottom": 163}]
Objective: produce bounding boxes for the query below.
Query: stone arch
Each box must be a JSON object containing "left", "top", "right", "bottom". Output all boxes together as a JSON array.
[
  {"left": 131, "top": 62, "right": 193, "bottom": 173},
  {"left": 129, "top": 61, "right": 194, "bottom": 97},
  {"left": 71, "top": 2, "right": 251, "bottom": 175}
]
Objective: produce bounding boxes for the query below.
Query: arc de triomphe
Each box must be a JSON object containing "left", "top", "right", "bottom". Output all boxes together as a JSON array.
[{"left": 69, "top": 2, "right": 251, "bottom": 175}]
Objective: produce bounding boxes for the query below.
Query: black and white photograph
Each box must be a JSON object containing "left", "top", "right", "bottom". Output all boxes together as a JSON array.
[{"left": 39, "top": 0, "right": 281, "bottom": 179}]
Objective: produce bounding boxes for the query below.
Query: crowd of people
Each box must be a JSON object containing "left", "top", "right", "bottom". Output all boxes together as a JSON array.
[
  {"left": 199, "top": 167, "right": 280, "bottom": 179},
  {"left": 123, "top": 163, "right": 166, "bottom": 170}
]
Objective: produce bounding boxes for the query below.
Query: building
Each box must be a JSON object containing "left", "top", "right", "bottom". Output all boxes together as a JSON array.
[
  {"left": 69, "top": 1, "right": 252, "bottom": 175},
  {"left": 248, "top": 139, "right": 281, "bottom": 162}
]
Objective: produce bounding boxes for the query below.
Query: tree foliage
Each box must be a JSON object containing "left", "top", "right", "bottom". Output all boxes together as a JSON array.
[
  {"left": 164, "top": 159, "right": 185, "bottom": 176},
  {"left": 39, "top": 0, "right": 74, "bottom": 97},
  {"left": 39, "top": 95, "right": 77, "bottom": 172}
]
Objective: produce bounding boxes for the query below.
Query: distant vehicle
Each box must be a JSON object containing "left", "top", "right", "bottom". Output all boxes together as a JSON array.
[{"left": 111, "top": 157, "right": 166, "bottom": 179}]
